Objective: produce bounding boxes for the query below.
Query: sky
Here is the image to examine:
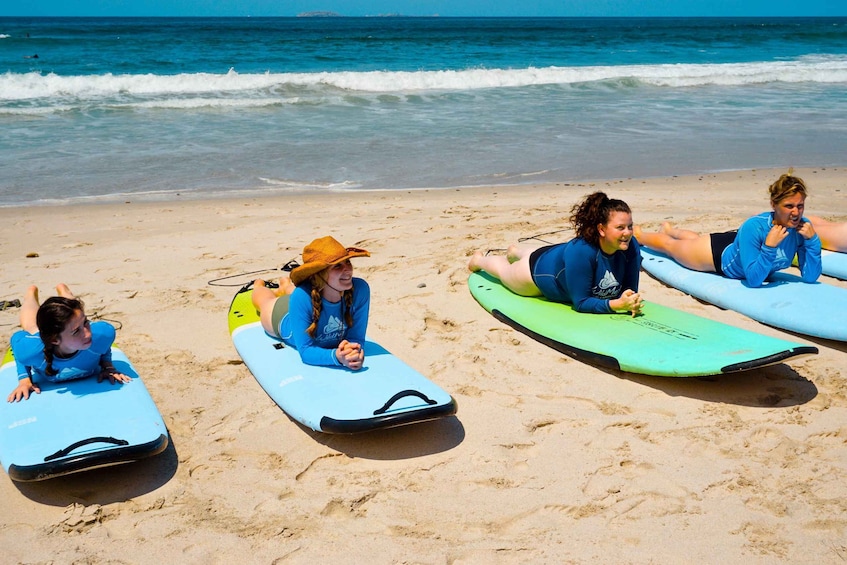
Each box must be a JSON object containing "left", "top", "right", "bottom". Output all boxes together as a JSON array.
[{"left": 3, "top": 0, "right": 846, "bottom": 18}]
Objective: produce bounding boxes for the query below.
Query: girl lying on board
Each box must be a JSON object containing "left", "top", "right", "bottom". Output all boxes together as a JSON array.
[
  {"left": 634, "top": 172, "right": 822, "bottom": 288},
  {"left": 468, "top": 191, "right": 643, "bottom": 316},
  {"left": 8, "top": 284, "right": 129, "bottom": 402},
  {"left": 252, "top": 236, "right": 371, "bottom": 370}
]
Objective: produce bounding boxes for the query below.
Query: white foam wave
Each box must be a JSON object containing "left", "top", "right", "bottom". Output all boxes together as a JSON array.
[
  {"left": 0, "top": 34, "right": 11, "bottom": 39},
  {"left": 258, "top": 177, "right": 361, "bottom": 191},
  {"left": 2, "top": 56, "right": 846, "bottom": 103}
]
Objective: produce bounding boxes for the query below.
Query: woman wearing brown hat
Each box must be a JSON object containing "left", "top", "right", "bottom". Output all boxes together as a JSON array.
[{"left": 251, "top": 236, "right": 371, "bottom": 370}]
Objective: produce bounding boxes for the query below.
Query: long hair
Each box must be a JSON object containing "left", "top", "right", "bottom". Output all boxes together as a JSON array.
[
  {"left": 36, "top": 296, "right": 85, "bottom": 376},
  {"left": 570, "top": 191, "right": 632, "bottom": 245},
  {"left": 768, "top": 170, "right": 808, "bottom": 205},
  {"left": 305, "top": 270, "right": 354, "bottom": 338}
]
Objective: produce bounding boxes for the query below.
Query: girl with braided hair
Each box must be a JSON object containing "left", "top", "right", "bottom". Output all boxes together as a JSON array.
[
  {"left": 468, "top": 191, "right": 643, "bottom": 315},
  {"left": 7, "top": 284, "right": 129, "bottom": 402},
  {"left": 634, "top": 172, "right": 821, "bottom": 288},
  {"left": 252, "top": 236, "right": 371, "bottom": 370}
]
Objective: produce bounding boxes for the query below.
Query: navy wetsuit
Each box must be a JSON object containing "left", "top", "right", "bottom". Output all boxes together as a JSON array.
[{"left": 530, "top": 238, "right": 641, "bottom": 313}]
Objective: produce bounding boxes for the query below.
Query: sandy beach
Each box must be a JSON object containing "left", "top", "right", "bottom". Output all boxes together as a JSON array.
[{"left": 1, "top": 167, "right": 846, "bottom": 564}]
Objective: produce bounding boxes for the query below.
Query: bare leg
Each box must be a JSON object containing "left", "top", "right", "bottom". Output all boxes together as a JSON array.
[
  {"left": 251, "top": 278, "right": 295, "bottom": 336},
  {"left": 659, "top": 222, "right": 700, "bottom": 240},
  {"left": 634, "top": 225, "right": 717, "bottom": 272},
  {"left": 20, "top": 285, "right": 40, "bottom": 333},
  {"left": 468, "top": 249, "right": 542, "bottom": 296},
  {"left": 806, "top": 215, "right": 847, "bottom": 252}
]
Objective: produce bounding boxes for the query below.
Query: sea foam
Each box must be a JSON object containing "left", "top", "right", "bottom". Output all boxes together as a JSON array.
[{"left": 3, "top": 56, "right": 846, "bottom": 105}]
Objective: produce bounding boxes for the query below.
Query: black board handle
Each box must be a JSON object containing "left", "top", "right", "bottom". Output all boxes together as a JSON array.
[
  {"left": 373, "top": 389, "right": 437, "bottom": 415},
  {"left": 44, "top": 436, "right": 130, "bottom": 461}
]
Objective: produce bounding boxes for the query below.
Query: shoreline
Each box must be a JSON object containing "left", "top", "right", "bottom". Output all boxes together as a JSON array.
[
  {"left": 3, "top": 164, "right": 846, "bottom": 210},
  {"left": 1, "top": 166, "right": 846, "bottom": 563}
]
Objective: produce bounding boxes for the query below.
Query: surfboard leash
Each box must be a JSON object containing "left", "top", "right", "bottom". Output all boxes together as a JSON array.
[
  {"left": 206, "top": 259, "right": 301, "bottom": 287},
  {"left": 518, "top": 229, "right": 570, "bottom": 245}
]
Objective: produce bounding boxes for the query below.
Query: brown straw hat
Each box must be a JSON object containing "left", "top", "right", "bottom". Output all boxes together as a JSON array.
[{"left": 289, "top": 236, "right": 370, "bottom": 286}]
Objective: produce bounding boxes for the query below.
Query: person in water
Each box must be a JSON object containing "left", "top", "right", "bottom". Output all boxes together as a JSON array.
[
  {"left": 7, "top": 284, "right": 129, "bottom": 402},
  {"left": 468, "top": 191, "right": 643, "bottom": 316},
  {"left": 251, "top": 236, "right": 371, "bottom": 370},
  {"left": 634, "top": 172, "right": 822, "bottom": 287}
]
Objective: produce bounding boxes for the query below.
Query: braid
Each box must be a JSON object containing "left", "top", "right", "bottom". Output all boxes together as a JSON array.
[
  {"left": 306, "top": 284, "right": 323, "bottom": 338},
  {"left": 44, "top": 347, "right": 57, "bottom": 377},
  {"left": 343, "top": 289, "right": 354, "bottom": 329},
  {"left": 305, "top": 269, "right": 355, "bottom": 337}
]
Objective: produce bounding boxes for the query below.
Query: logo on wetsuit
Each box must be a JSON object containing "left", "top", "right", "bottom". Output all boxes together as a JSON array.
[
  {"left": 774, "top": 247, "right": 790, "bottom": 269},
  {"left": 593, "top": 270, "right": 622, "bottom": 299},
  {"left": 322, "top": 315, "right": 346, "bottom": 342}
]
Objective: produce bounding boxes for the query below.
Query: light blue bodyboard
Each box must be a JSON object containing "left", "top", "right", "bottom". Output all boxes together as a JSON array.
[
  {"left": 821, "top": 249, "right": 847, "bottom": 280},
  {"left": 641, "top": 247, "right": 847, "bottom": 341},
  {"left": 0, "top": 348, "right": 168, "bottom": 481},
  {"left": 231, "top": 321, "right": 457, "bottom": 433}
]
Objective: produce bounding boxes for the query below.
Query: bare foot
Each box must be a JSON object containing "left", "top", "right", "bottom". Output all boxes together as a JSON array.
[
  {"left": 468, "top": 250, "right": 484, "bottom": 272},
  {"left": 506, "top": 244, "right": 521, "bottom": 263},
  {"left": 660, "top": 222, "right": 700, "bottom": 240},
  {"left": 20, "top": 286, "right": 41, "bottom": 334},
  {"left": 55, "top": 283, "right": 74, "bottom": 298},
  {"left": 25, "top": 285, "right": 39, "bottom": 303},
  {"left": 277, "top": 276, "right": 296, "bottom": 296}
]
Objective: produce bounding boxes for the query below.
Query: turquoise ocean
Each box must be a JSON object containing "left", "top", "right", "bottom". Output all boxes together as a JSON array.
[{"left": 1, "top": 17, "right": 846, "bottom": 206}]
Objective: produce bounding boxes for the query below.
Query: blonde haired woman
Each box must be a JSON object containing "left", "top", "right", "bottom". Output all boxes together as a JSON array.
[{"left": 635, "top": 172, "right": 822, "bottom": 288}]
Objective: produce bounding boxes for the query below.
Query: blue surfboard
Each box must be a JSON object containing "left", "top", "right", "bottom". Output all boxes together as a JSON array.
[
  {"left": 0, "top": 348, "right": 169, "bottom": 482},
  {"left": 641, "top": 247, "right": 847, "bottom": 341},
  {"left": 821, "top": 249, "right": 847, "bottom": 280},
  {"left": 228, "top": 285, "right": 457, "bottom": 434}
]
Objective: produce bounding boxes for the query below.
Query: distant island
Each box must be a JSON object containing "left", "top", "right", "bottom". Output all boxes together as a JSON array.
[
  {"left": 297, "top": 12, "right": 438, "bottom": 17},
  {"left": 297, "top": 11, "right": 342, "bottom": 17}
]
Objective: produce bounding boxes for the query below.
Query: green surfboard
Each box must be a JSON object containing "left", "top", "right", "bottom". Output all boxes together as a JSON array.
[{"left": 468, "top": 271, "right": 817, "bottom": 377}]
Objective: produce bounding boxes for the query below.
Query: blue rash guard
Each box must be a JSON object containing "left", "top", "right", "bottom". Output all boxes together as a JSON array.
[
  {"left": 531, "top": 237, "right": 641, "bottom": 313},
  {"left": 721, "top": 212, "right": 822, "bottom": 287},
  {"left": 11, "top": 321, "right": 116, "bottom": 383},
  {"left": 279, "top": 277, "right": 370, "bottom": 367}
]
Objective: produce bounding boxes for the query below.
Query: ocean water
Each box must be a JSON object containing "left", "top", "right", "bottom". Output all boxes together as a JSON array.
[{"left": 1, "top": 16, "right": 846, "bottom": 206}]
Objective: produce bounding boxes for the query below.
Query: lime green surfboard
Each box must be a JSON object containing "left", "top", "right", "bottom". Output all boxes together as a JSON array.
[{"left": 468, "top": 272, "right": 816, "bottom": 376}]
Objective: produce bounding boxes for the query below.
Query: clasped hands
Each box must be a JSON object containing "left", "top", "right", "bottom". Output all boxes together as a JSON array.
[
  {"left": 613, "top": 289, "right": 643, "bottom": 317},
  {"left": 335, "top": 339, "right": 365, "bottom": 370}
]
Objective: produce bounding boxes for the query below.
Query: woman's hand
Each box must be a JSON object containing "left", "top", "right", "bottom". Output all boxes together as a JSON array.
[
  {"left": 7, "top": 377, "right": 40, "bottom": 402},
  {"left": 610, "top": 289, "right": 643, "bottom": 317},
  {"left": 765, "top": 224, "right": 790, "bottom": 247},
  {"left": 335, "top": 340, "right": 365, "bottom": 370},
  {"left": 797, "top": 220, "right": 817, "bottom": 240},
  {"left": 98, "top": 366, "right": 131, "bottom": 384}
]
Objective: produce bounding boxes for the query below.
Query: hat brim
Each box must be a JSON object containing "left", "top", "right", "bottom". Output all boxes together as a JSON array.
[{"left": 290, "top": 248, "right": 370, "bottom": 286}]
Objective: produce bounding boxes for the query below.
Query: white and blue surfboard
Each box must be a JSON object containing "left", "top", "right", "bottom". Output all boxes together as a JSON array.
[
  {"left": 821, "top": 249, "right": 847, "bottom": 280},
  {"left": 228, "top": 284, "right": 457, "bottom": 434},
  {"left": 641, "top": 247, "right": 847, "bottom": 341},
  {"left": 0, "top": 348, "right": 169, "bottom": 482}
]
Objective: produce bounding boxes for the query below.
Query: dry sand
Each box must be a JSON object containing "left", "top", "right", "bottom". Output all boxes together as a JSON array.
[{"left": 0, "top": 167, "right": 846, "bottom": 564}]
